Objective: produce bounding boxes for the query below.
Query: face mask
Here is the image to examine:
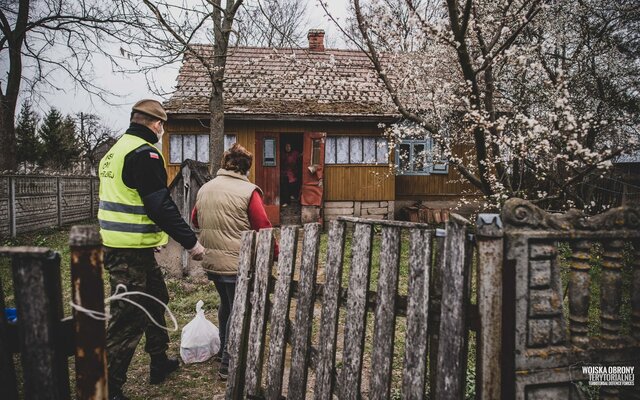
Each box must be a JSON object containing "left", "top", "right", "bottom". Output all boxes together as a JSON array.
[{"left": 155, "top": 123, "right": 165, "bottom": 142}]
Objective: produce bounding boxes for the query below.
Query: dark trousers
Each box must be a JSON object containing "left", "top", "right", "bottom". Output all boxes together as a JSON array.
[
  {"left": 281, "top": 178, "right": 301, "bottom": 204},
  {"left": 104, "top": 247, "right": 170, "bottom": 391},
  {"left": 213, "top": 278, "right": 236, "bottom": 367}
]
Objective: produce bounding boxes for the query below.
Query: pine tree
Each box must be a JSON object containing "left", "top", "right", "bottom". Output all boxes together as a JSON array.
[
  {"left": 39, "top": 109, "right": 80, "bottom": 169},
  {"left": 15, "top": 100, "right": 42, "bottom": 166},
  {"left": 61, "top": 115, "right": 81, "bottom": 163}
]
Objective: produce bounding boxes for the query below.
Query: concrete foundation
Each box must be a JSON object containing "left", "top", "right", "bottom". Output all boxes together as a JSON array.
[{"left": 323, "top": 200, "right": 395, "bottom": 222}]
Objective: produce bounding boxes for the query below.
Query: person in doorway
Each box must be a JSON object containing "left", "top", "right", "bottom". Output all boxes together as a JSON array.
[
  {"left": 281, "top": 142, "right": 301, "bottom": 207},
  {"left": 97, "top": 99, "right": 205, "bottom": 400},
  {"left": 191, "top": 143, "right": 278, "bottom": 381}
]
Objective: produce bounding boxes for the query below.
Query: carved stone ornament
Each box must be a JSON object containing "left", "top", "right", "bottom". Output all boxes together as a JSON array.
[{"left": 502, "top": 198, "right": 640, "bottom": 231}]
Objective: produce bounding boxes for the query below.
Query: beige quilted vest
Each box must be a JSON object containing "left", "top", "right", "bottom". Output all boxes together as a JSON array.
[{"left": 196, "top": 169, "right": 261, "bottom": 275}]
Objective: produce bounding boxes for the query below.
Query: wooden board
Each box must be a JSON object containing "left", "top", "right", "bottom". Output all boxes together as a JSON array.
[
  {"left": 255, "top": 133, "right": 281, "bottom": 225},
  {"left": 314, "top": 221, "right": 347, "bottom": 399},
  {"left": 265, "top": 226, "right": 298, "bottom": 399},
  {"left": 340, "top": 223, "right": 374, "bottom": 399}
]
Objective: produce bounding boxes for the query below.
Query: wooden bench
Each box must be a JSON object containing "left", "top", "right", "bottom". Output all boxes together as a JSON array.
[{"left": 224, "top": 214, "right": 475, "bottom": 399}]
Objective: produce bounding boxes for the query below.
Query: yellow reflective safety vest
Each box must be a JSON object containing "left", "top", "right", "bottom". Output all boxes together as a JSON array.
[{"left": 98, "top": 134, "right": 169, "bottom": 248}]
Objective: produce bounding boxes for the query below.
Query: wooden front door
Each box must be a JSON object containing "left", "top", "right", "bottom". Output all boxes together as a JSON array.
[
  {"left": 301, "top": 132, "right": 326, "bottom": 223},
  {"left": 255, "top": 132, "right": 280, "bottom": 225}
]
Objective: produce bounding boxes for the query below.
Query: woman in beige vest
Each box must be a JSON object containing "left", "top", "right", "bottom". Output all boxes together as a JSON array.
[{"left": 191, "top": 143, "right": 278, "bottom": 380}]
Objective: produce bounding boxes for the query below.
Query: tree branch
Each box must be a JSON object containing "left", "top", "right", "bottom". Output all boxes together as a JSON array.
[{"left": 354, "top": 0, "right": 438, "bottom": 133}]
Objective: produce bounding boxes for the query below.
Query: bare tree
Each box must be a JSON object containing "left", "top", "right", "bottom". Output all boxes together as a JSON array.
[
  {"left": 76, "top": 112, "right": 116, "bottom": 173},
  {"left": 235, "top": 0, "right": 309, "bottom": 47},
  {"left": 0, "top": 0, "right": 127, "bottom": 171},
  {"left": 117, "top": 0, "right": 309, "bottom": 174},
  {"left": 116, "top": 0, "right": 244, "bottom": 174}
]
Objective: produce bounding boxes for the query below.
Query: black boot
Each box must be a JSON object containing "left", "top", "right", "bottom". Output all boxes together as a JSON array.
[
  {"left": 212, "top": 348, "right": 223, "bottom": 362},
  {"left": 149, "top": 353, "right": 179, "bottom": 384}
]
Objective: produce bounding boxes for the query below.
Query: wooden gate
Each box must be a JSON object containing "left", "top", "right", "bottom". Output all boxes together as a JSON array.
[
  {"left": 0, "top": 226, "right": 108, "bottom": 400},
  {"left": 224, "top": 214, "right": 475, "bottom": 399}
]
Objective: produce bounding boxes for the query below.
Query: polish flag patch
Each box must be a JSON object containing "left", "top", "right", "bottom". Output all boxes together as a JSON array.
[{"left": 149, "top": 152, "right": 159, "bottom": 159}]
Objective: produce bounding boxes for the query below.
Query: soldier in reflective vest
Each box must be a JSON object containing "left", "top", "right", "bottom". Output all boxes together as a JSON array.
[{"left": 98, "top": 99, "right": 205, "bottom": 400}]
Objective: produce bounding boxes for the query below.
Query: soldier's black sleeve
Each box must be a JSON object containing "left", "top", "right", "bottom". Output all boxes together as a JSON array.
[{"left": 123, "top": 146, "right": 198, "bottom": 250}]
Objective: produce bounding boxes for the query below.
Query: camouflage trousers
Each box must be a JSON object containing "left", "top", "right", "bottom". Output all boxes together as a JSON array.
[{"left": 104, "top": 247, "right": 170, "bottom": 391}]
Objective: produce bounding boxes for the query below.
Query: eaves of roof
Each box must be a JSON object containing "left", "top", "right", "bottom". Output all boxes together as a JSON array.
[{"left": 169, "top": 111, "right": 400, "bottom": 123}]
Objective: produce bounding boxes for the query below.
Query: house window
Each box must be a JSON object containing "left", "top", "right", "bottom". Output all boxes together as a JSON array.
[
  {"left": 312, "top": 139, "right": 321, "bottom": 165},
  {"left": 263, "top": 137, "right": 276, "bottom": 166},
  {"left": 224, "top": 134, "right": 236, "bottom": 151},
  {"left": 396, "top": 138, "right": 448, "bottom": 175},
  {"left": 325, "top": 136, "right": 389, "bottom": 165},
  {"left": 169, "top": 134, "right": 210, "bottom": 164},
  {"left": 336, "top": 137, "right": 349, "bottom": 163}
]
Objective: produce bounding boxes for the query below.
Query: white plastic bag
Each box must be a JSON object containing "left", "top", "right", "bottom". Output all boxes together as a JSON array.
[{"left": 180, "top": 300, "right": 220, "bottom": 364}]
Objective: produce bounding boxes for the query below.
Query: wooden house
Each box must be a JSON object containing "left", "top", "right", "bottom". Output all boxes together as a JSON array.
[
  {"left": 162, "top": 30, "right": 476, "bottom": 225},
  {"left": 614, "top": 151, "right": 640, "bottom": 206}
]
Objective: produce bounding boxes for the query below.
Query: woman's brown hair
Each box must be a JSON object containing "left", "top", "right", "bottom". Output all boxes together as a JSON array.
[{"left": 221, "top": 143, "right": 253, "bottom": 174}]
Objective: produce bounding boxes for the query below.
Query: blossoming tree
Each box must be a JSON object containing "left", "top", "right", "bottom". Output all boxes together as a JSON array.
[{"left": 338, "top": 0, "right": 639, "bottom": 210}]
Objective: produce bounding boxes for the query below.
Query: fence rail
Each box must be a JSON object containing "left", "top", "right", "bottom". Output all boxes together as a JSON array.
[{"left": 0, "top": 175, "right": 99, "bottom": 238}]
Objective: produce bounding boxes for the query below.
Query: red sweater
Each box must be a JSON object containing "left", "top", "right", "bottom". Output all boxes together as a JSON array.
[{"left": 191, "top": 190, "right": 279, "bottom": 258}]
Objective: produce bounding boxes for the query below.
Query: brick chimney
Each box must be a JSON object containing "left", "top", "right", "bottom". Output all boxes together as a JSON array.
[{"left": 308, "top": 29, "right": 325, "bottom": 52}]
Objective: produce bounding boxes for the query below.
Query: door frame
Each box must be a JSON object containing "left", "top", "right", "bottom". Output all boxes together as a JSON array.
[{"left": 301, "top": 132, "right": 326, "bottom": 223}]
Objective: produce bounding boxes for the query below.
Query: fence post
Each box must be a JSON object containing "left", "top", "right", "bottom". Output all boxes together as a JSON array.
[
  {"left": 475, "top": 214, "right": 503, "bottom": 400},
  {"left": 429, "top": 228, "right": 446, "bottom": 397},
  {"left": 226, "top": 231, "right": 257, "bottom": 400},
  {"left": 435, "top": 214, "right": 469, "bottom": 400},
  {"left": 0, "top": 272, "right": 18, "bottom": 400},
  {"left": 69, "top": 225, "right": 108, "bottom": 400},
  {"left": 9, "top": 176, "right": 16, "bottom": 238},
  {"left": 56, "top": 177, "right": 62, "bottom": 228},
  {"left": 44, "top": 250, "right": 72, "bottom": 399},
  {"left": 9, "top": 248, "right": 65, "bottom": 399}
]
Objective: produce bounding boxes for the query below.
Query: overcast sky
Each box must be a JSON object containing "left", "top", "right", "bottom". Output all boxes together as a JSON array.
[{"left": 22, "top": 0, "right": 351, "bottom": 134}]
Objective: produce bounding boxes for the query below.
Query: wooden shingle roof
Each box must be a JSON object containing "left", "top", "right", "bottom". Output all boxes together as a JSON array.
[{"left": 165, "top": 45, "right": 399, "bottom": 120}]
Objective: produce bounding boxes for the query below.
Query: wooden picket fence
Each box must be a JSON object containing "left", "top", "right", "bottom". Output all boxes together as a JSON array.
[
  {"left": 225, "top": 199, "right": 640, "bottom": 400},
  {"left": 0, "top": 226, "right": 107, "bottom": 400},
  {"left": 225, "top": 214, "right": 479, "bottom": 399}
]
